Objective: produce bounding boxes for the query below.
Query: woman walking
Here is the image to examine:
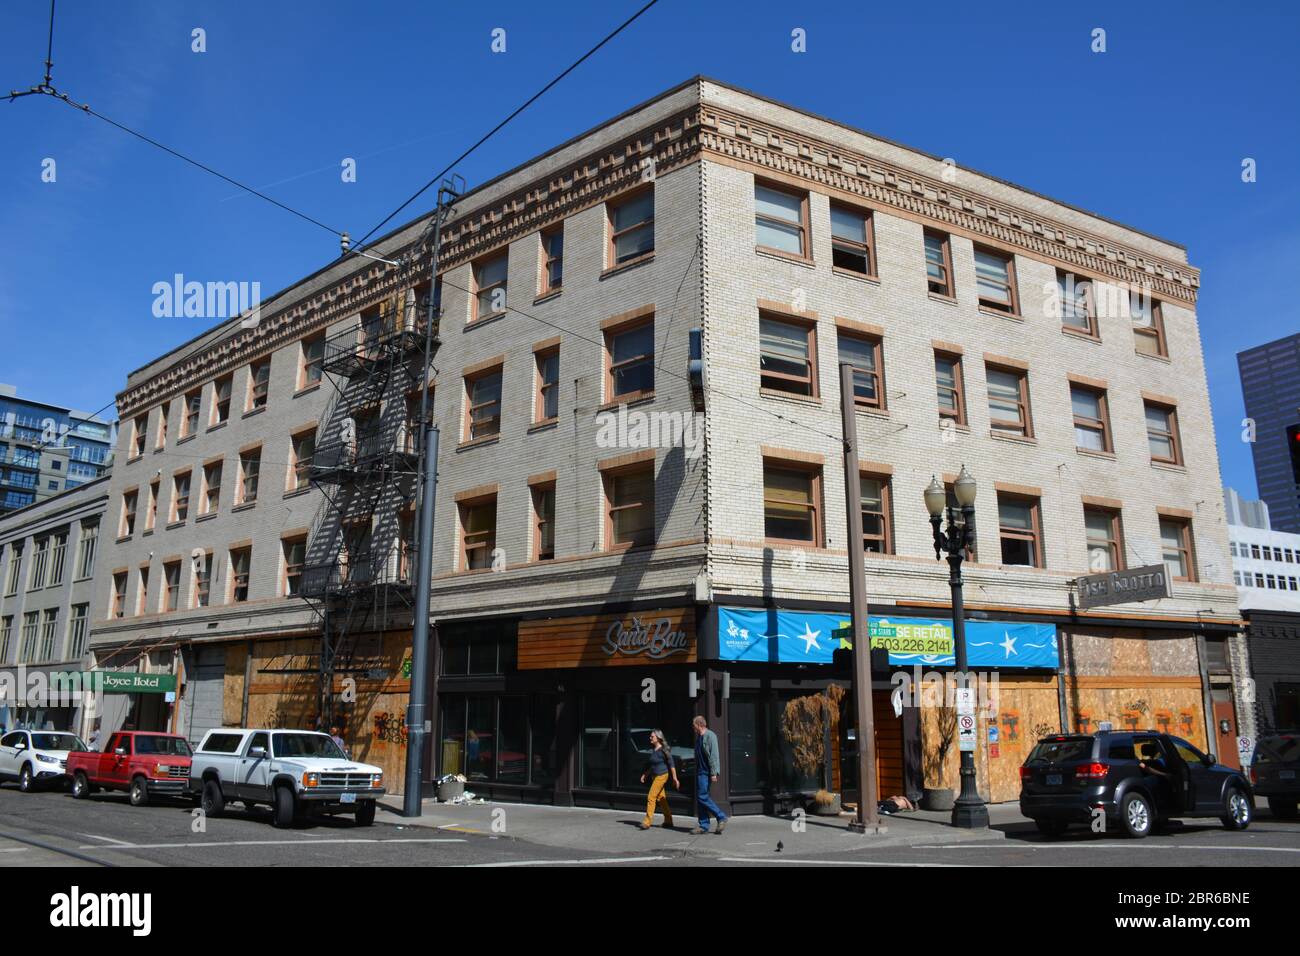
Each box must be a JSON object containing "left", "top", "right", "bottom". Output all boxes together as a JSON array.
[{"left": 639, "top": 729, "right": 679, "bottom": 830}]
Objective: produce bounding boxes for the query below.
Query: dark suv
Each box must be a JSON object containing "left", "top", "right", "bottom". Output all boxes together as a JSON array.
[
  {"left": 1019, "top": 731, "right": 1253, "bottom": 838},
  {"left": 1250, "top": 732, "right": 1299, "bottom": 819}
]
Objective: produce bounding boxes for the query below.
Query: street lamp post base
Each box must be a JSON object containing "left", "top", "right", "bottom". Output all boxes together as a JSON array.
[{"left": 950, "top": 800, "right": 990, "bottom": 829}]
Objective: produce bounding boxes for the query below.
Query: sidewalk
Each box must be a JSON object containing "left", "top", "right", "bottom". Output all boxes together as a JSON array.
[{"left": 375, "top": 796, "right": 1020, "bottom": 859}]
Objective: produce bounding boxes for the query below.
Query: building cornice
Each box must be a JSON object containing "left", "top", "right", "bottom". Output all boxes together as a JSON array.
[{"left": 116, "top": 99, "right": 1197, "bottom": 418}]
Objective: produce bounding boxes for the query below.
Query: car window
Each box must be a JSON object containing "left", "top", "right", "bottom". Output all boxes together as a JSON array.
[
  {"left": 110, "top": 735, "right": 130, "bottom": 754},
  {"left": 246, "top": 732, "right": 270, "bottom": 755},
  {"left": 200, "top": 732, "right": 245, "bottom": 754},
  {"left": 1133, "top": 737, "right": 1164, "bottom": 763},
  {"left": 1107, "top": 737, "right": 1137, "bottom": 760},
  {"left": 1254, "top": 735, "right": 1299, "bottom": 764},
  {"left": 134, "top": 735, "right": 191, "bottom": 756},
  {"left": 1026, "top": 738, "right": 1093, "bottom": 764},
  {"left": 32, "top": 733, "right": 85, "bottom": 751},
  {"left": 273, "top": 732, "right": 344, "bottom": 759},
  {"left": 1, "top": 732, "right": 23, "bottom": 748},
  {"left": 1170, "top": 737, "right": 1207, "bottom": 765}
]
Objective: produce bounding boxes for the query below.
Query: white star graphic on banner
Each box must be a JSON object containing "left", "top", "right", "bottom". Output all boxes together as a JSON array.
[
  {"left": 1000, "top": 632, "right": 1018, "bottom": 657},
  {"left": 798, "top": 624, "right": 822, "bottom": 653}
]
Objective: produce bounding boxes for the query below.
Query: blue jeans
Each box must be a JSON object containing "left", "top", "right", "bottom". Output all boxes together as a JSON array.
[{"left": 696, "top": 772, "right": 726, "bottom": 829}]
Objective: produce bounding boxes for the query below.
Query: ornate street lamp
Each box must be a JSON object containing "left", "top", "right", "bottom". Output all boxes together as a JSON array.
[{"left": 923, "top": 465, "right": 989, "bottom": 828}]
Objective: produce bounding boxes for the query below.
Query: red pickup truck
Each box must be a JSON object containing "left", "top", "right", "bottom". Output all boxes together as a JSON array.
[{"left": 67, "top": 731, "right": 193, "bottom": 806}]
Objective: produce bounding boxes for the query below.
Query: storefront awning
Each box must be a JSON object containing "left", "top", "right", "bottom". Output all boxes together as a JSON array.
[{"left": 715, "top": 606, "right": 1058, "bottom": 669}]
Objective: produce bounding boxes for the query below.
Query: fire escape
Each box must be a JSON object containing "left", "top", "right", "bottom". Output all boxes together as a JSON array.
[{"left": 297, "top": 284, "right": 439, "bottom": 726}]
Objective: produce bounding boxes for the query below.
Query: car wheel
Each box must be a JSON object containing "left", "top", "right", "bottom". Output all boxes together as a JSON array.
[
  {"left": 18, "top": 764, "right": 33, "bottom": 793},
  {"left": 1034, "top": 818, "right": 1068, "bottom": 837},
  {"left": 129, "top": 776, "right": 150, "bottom": 808},
  {"left": 272, "top": 785, "right": 296, "bottom": 829},
  {"left": 72, "top": 771, "right": 92, "bottom": 799},
  {"left": 1221, "top": 787, "right": 1252, "bottom": 831},
  {"left": 201, "top": 779, "right": 225, "bottom": 817},
  {"left": 355, "top": 800, "right": 376, "bottom": 827},
  {"left": 1267, "top": 796, "right": 1298, "bottom": 820},
  {"left": 1120, "top": 792, "right": 1153, "bottom": 838}
]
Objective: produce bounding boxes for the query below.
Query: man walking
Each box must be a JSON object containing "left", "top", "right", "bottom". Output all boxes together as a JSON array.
[{"left": 692, "top": 715, "right": 727, "bottom": 834}]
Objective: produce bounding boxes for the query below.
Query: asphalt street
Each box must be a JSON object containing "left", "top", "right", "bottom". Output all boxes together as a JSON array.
[{"left": 2, "top": 783, "right": 1298, "bottom": 867}]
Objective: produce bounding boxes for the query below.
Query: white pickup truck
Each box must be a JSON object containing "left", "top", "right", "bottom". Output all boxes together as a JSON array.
[{"left": 188, "top": 728, "right": 385, "bottom": 828}]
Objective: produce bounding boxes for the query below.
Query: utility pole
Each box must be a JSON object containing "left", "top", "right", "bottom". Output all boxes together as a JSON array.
[
  {"left": 839, "top": 363, "right": 881, "bottom": 831},
  {"left": 403, "top": 182, "right": 458, "bottom": 817}
]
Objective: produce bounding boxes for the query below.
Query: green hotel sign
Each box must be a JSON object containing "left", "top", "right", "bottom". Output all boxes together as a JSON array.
[{"left": 51, "top": 671, "right": 177, "bottom": 694}]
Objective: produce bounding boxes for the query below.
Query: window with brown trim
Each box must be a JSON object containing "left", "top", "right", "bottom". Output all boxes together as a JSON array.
[
  {"left": 288, "top": 431, "right": 314, "bottom": 492},
  {"left": 974, "top": 246, "right": 1019, "bottom": 315},
  {"left": 120, "top": 490, "right": 138, "bottom": 538},
  {"left": 924, "top": 230, "right": 954, "bottom": 297},
  {"left": 1131, "top": 293, "right": 1167, "bottom": 357},
  {"left": 754, "top": 182, "right": 808, "bottom": 257},
  {"left": 860, "top": 474, "right": 893, "bottom": 554},
  {"left": 464, "top": 367, "right": 503, "bottom": 441},
  {"left": 339, "top": 521, "right": 372, "bottom": 585},
  {"left": 201, "top": 461, "right": 222, "bottom": 515},
  {"left": 986, "top": 365, "right": 1033, "bottom": 438},
  {"left": 532, "top": 483, "right": 556, "bottom": 561},
  {"left": 473, "top": 253, "right": 509, "bottom": 322},
  {"left": 211, "top": 376, "right": 232, "bottom": 426},
  {"left": 535, "top": 347, "right": 559, "bottom": 422},
  {"left": 605, "top": 319, "right": 654, "bottom": 402},
  {"left": 237, "top": 448, "right": 261, "bottom": 505},
  {"left": 763, "top": 463, "right": 822, "bottom": 546},
  {"left": 1159, "top": 516, "right": 1196, "bottom": 582},
  {"left": 459, "top": 496, "right": 498, "bottom": 570},
  {"left": 145, "top": 480, "right": 159, "bottom": 532},
  {"left": 1084, "top": 507, "right": 1123, "bottom": 572},
  {"left": 830, "top": 203, "right": 876, "bottom": 276},
  {"left": 838, "top": 332, "right": 884, "bottom": 409},
  {"left": 283, "top": 537, "right": 305, "bottom": 597},
  {"left": 111, "top": 572, "right": 127, "bottom": 618},
  {"left": 540, "top": 226, "right": 563, "bottom": 294},
  {"left": 997, "top": 494, "right": 1043, "bottom": 568},
  {"left": 136, "top": 566, "right": 150, "bottom": 616},
  {"left": 247, "top": 360, "right": 270, "bottom": 411},
  {"left": 608, "top": 188, "right": 654, "bottom": 266},
  {"left": 398, "top": 513, "right": 416, "bottom": 584},
  {"left": 155, "top": 404, "right": 168, "bottom": 449},
  {"left": 229, "top": 547, "right": 251, "bottom": 603},
  {"left": 163, "top": 560, "right": 181, "bottom": 612},
  {"left": 402, "top": 387, "right": 433, "bottom": 454},
  {"left": 604, "top": 463, "right": 654, "bottom": 549},
  {"left": 360, "top": 302, "right": 386, "bottom": 355},
  {"left": 1145, "top": 402, "right": 1182, "bottom": 464},
  {"left": 1059, "top": 271, "right": 1096, "bottom": 336},
  {"left": 935, "top": 352, "right": 966, "bottom": 424},
  {"left": 299, "top": 334, "right": 324, "bottom": 391},
  {"left": 760, "top": 314, "right": 816, "bottom": 397},
  {"left": 194, "top": 553, "right": 212, "bottom": 608},
  {"left": 182, "top": 389, "right": 201, "bottom": 438},
  {"left": 1070, "top": 384, "right": 1112, "bottom": 452},
  {"left": 171, "top": 471, "right": 190, "bottom": 523},
  {"left": 131, "top": 414, "right": 147, "bottom": 458}
]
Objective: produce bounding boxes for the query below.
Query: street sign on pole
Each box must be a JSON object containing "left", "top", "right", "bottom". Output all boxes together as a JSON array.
[{"left": 958, "top": 713, "right": 977, "bottom": 752}]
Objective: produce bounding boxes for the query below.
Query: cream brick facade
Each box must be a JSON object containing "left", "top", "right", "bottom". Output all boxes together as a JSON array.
[{"left": 85, "top": 77, "right": 1249, "bottom": 785}]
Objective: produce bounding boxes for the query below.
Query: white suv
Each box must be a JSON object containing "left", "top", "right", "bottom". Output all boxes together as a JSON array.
[
  {"left": 0, "top": 730, "right": 85, "bottom": 791},
  {"left": 188, "top": 728, "right": 385, "bottom": 828}
]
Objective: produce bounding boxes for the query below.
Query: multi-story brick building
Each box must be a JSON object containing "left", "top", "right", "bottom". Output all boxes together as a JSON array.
[
  {"left": 0, "top": 476, "right": 108, "bottom": 735},
  {"left": 88, "top": 78, "right": 1241, "bottom": 812}
]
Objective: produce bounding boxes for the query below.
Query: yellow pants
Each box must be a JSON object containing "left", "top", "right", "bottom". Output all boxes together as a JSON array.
[{"left": 643, "top": 772, "right": 673, "bottom": 826}]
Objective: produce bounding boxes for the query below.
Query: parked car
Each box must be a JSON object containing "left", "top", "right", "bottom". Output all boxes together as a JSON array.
[
  {"left": 1249, "top": 732, "right": 1299, "bottom": 819},
  {"left": 67, "top": 731, "right": 193, "bottom": 806},
  {"left": 189, "top": 728, "right": 385, "bottom": 828},
  {"left": 1019, "top": 730, "right": 1253, "bottom": 838},
  {"left": 0, "top": 730, "right": 86, "bottom": 791}
]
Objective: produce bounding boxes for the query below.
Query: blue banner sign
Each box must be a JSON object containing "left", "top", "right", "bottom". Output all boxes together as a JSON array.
[{"left": 716, "top": 607, "right": 1058, "bottom": 669}]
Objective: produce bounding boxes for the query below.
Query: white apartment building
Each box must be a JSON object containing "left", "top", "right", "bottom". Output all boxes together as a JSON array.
[{"left": 88, "top": 78, "right": 1243, "bottom": 811}]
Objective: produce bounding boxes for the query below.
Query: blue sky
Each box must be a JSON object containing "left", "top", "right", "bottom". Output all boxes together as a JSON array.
[{"left": 1, "top": 0, "right": 1296, "bottom": 496}]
